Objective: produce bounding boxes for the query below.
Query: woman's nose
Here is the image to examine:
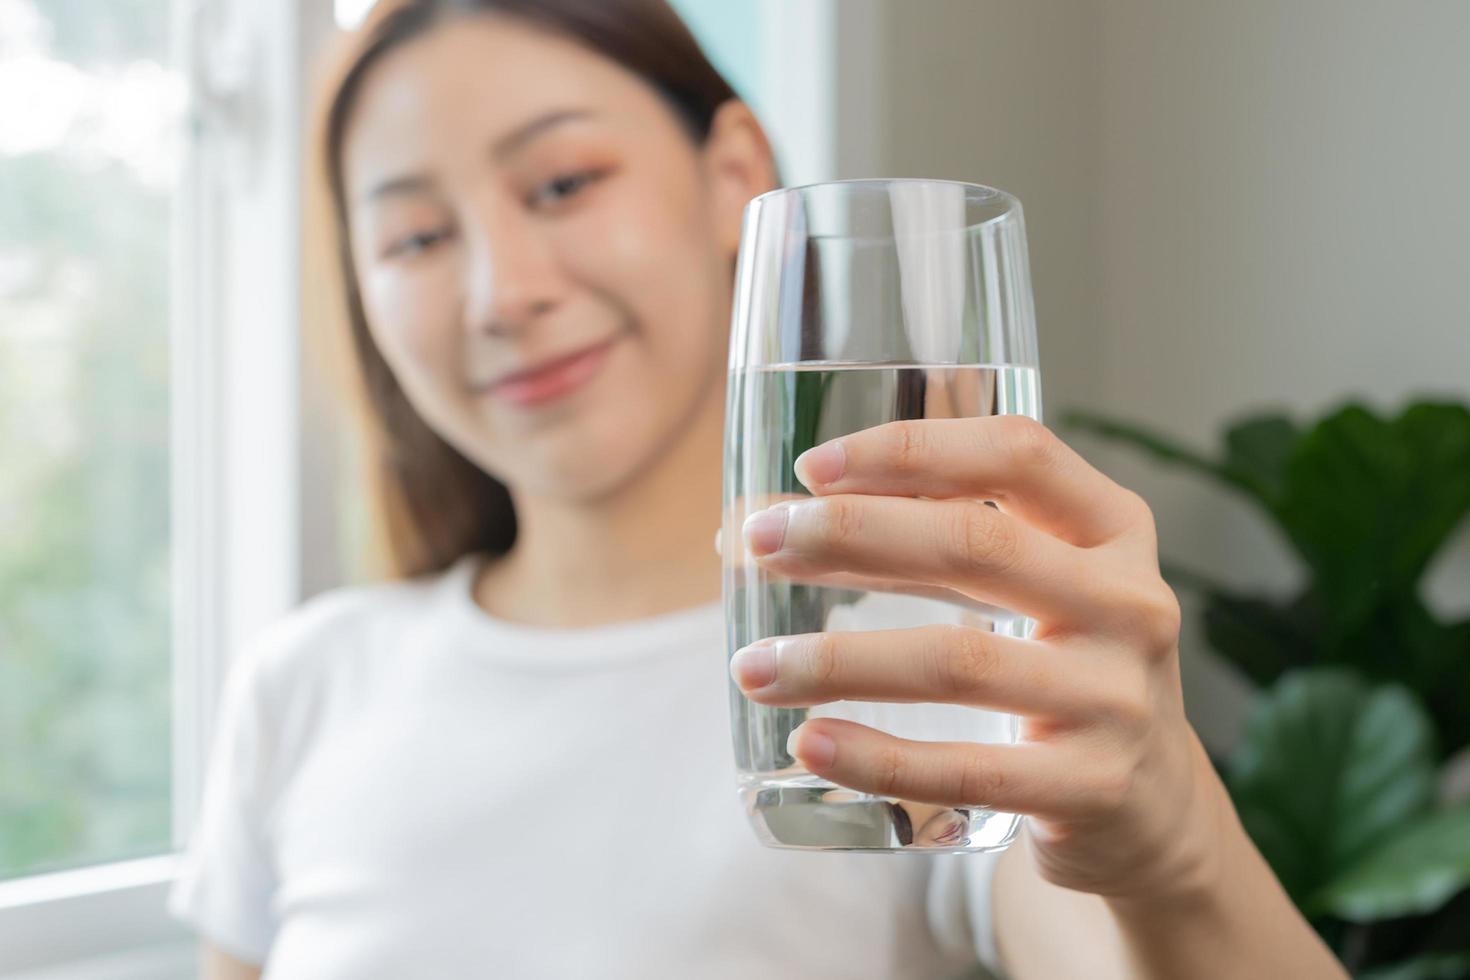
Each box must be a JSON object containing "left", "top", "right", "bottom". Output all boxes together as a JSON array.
[{"left": 462, "top": 203, "right": 561, "bottom": 338}]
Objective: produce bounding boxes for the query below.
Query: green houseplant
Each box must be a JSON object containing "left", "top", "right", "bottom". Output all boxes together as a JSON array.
[{"left": 1067, "top": 402, "right": 1470, "bottom": 979}]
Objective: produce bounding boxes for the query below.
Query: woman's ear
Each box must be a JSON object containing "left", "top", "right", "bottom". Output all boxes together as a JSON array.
[{"left": 700, "top": 100, "right": 779, "bottom": 254}]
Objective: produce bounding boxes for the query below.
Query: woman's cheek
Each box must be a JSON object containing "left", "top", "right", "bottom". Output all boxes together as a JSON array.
[
  {"left": 363, "top": 266, "right": 461, "bottom": 384},
  {"left": 574, "top": 211, "right": 715, "bottom": 358}
]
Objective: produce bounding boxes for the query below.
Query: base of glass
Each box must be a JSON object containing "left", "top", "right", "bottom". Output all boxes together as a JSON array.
[{"left": 740, "top": 773, "right": 1022, "bottom": 853}]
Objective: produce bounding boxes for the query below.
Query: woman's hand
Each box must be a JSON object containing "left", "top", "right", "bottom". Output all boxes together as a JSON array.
[
  {"left": 729, "top": 415, "right": 1223, "bottom": 902},
  {"left": 730, "top": 416, "right": 1349, "bottom": 978}
]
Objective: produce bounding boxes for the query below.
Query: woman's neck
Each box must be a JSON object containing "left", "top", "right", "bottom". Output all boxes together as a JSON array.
[{"left": 472, "top": 384, "right": 725, "bottom": 628}]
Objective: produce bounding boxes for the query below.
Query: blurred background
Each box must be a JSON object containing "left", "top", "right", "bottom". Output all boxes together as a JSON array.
[{"left": 1, "top": 0, "right": 1467, "bottom": 976}]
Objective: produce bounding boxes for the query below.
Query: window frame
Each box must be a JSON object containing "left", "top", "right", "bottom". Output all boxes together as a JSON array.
[
  {"left": 0, "top": 0, "right": 332, "bottom": 972},
  {"left": 755, "top": 0, "right": 838, "bottom": 187}
]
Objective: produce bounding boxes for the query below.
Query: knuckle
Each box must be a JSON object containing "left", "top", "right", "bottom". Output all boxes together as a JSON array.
[
  {"left": 935, "top": 626, "right": 998, "bottom": 698},
  {"left": 1122, "top": 488, "right": 1155, "bottom": 525},
  {"left": 873, "top": 745, "right": 907, "bottom": 796},
  {"left": 801, "top": 633, "right": 841, "bottom": 689},
  {"left": 891, "top": 420, "right": 928, "bottom": 472},
  {"left": 812, "top": 497, "right": 864, "bottom": 548},
  {"left": 1132, "top": 583, "right": 1182, "bottom": 657},
  {"left": 956, "top": 752, "right": 1006, "bottom": 806},
  {"left": 998, "top": 414, "right": 1058, "bottom": 470},
  {"left": 1118, "top": 489, "right": 1161, "bottom": 547},
  {"left": 953, "top": 505, "right": 1021, "bottom": 575}
]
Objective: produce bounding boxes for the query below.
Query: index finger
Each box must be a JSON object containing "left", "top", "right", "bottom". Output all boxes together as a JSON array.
[{"left": 793, "top": 415, "right": 1146, "bottom": 549}]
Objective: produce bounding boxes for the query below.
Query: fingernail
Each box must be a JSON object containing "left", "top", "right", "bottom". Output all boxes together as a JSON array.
[
  {"left": 787, "top": 726, "right": 837, "bottom": 769},
  {"left": 713, "top": 527, "right": 723, "bottom": 556},
  {"left": 742, "top": 505, "right": 790, "bottom": 556},
  {"left": 794, "top": 440, "right": 846, "bottom": 488},
  {"left": 729, "top": 642, "right": 777, "bottom": 689}
]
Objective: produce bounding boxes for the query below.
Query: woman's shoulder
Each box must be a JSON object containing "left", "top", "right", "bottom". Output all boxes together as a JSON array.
[{"left": 234, "top": 555, "right": 477, "bottom": 699}]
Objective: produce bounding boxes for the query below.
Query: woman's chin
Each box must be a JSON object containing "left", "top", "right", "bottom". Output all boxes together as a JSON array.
[
  {"left": 470, "top": 391, "right": 706, "bottom": 504},
  {"left": 497, "top": 445, "right": 650, "bottom": 504}
]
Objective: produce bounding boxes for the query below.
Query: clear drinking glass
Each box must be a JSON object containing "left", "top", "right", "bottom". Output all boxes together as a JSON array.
[{"left": 723, "top": 179, "right": 1040, "bottom": 852}]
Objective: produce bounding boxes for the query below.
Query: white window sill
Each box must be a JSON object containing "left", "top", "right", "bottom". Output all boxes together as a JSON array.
[{"left": 0, "top": 857, "right": 192, "bottom": 978}]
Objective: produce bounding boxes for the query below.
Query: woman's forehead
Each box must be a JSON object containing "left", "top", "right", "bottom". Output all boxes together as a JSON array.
[
  {"left": 345, "top": 16, "right": 661, "bottom": 154},
  {"left": 340, "top": 15, "right": 680, "bottom": 196}
]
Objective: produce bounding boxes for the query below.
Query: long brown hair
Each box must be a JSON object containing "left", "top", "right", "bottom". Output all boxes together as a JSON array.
[{"left": 311, "top": 0, "right": 738, "bottom": 578}]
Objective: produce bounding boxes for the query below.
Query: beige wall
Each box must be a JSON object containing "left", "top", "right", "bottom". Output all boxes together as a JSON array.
[{"left": 848, "top": 0, "right": 1470, "bottom": 747}]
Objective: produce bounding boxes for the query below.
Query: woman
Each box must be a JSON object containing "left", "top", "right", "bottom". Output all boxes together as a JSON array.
[{"left": 170, "top": 1, "right": 1346, "bottom": 977}]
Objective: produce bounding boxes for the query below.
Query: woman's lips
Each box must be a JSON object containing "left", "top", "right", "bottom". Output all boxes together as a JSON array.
[{"left": 482, "top": 337, "right": 618, "bottom": 408}]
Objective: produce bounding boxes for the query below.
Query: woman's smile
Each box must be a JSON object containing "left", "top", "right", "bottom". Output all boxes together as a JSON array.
[{"left": 476, "top": 334, "right": 621, "bottom": 408}]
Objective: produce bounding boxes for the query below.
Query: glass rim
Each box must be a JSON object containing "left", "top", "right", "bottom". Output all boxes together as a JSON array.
[{"left": 746, "top": 177, "right": 1022, "bottom": 233}]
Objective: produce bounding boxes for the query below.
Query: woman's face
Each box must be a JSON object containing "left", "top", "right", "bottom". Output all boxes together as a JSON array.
[{"left": 340, "top": 15, "right": 769, "bottom": 501}]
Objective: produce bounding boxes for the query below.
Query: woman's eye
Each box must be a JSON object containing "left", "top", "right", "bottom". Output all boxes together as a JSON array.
[
  {"left": 528, "top": 170, "right": 605, "bottom": 211},
  {"left": 384, "top": 227, "right": 452, "bottom": 259}
]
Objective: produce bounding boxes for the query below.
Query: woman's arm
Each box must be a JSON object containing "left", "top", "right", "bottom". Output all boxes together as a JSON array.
[
  {"left": 993, "top": 840, "right": 1129, "bottom": 980},
  {"left": 203, "top": 942, "right": 262, "bottom": 980},
  {"left": 992, "top": 752, "right": 1342, "bottom": 979}
]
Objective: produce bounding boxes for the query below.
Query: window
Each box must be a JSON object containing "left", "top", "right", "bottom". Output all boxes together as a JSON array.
[
  {"left": 1, "top": 0, "right": 325, "bottom": 972},
  {"left": 0, "top": 0, "right": 177, "bottom": 885}
]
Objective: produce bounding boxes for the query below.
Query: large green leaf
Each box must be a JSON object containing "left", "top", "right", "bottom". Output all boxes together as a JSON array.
[
  {"left": 1428, "top": 621, "right": 1470, "bottom": 755},
  {"left": 1323, "top": 603, "right": 1470, "bottom": 757},
  {"left": 1274, "top": 404, "right": 1470, "bottom": 629},
  {"left": 1223, "top": 413, "right": 1299, "bottom": 506},
  {"left": 1316, "top": 806, "right": 1470, "bottom": 922},
  {"left": 1228, "top": 669, "right": 1438, "bottom": 906},
  {"left": 1200, "top": 589, "right": 1319, "bottom": 687}
]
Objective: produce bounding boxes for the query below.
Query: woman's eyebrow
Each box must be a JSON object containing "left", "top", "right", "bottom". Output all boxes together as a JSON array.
[
  {"left": 362, "top": 172, "right": 436, "bottom": 205},
  {"left": 358, "top": 109, "right": 596, "bottom": 205},
  {"left": 490, "top": 108, "right": 596, "bottom": 161}
]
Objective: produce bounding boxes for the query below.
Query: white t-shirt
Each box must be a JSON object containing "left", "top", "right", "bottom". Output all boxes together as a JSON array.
[{"left": 170, "top": 555, "right": 1004, "bottom": 979}]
